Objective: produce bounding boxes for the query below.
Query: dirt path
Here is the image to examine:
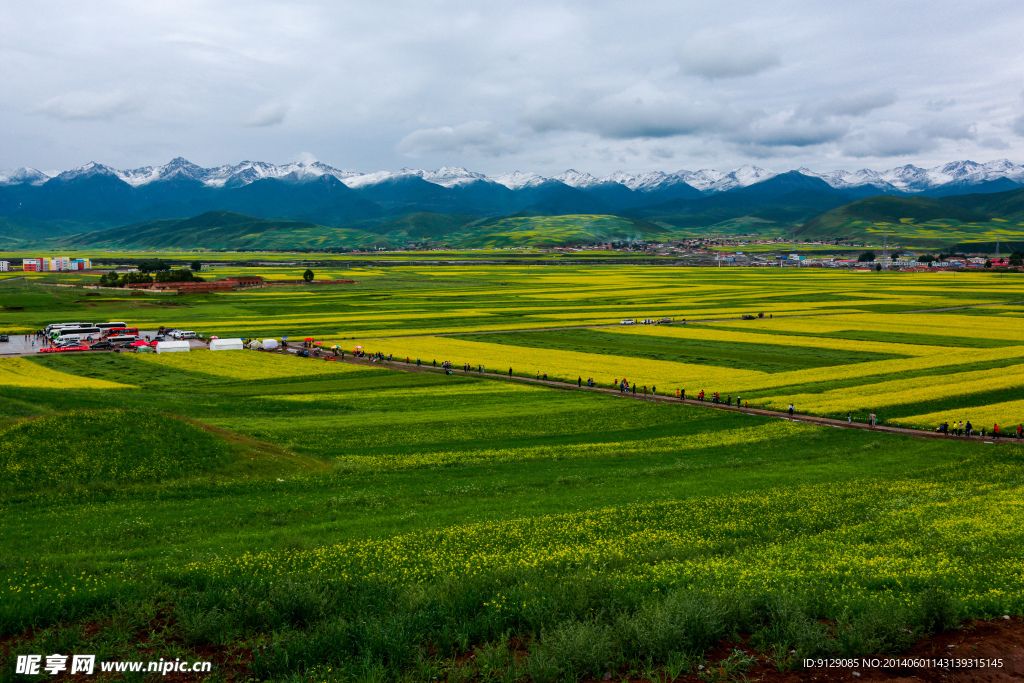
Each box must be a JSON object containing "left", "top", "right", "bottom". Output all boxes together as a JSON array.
[{"left": 299, "top": 350, "right": 1004, "bottom": 445}]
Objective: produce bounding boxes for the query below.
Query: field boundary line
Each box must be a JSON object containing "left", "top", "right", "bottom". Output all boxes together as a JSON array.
[
  {"left": 293, "top": 350, "right": 1009, "bottom": 445},
  {"left": 355, "top": 300, "right": 1024, "bottom": 339}
]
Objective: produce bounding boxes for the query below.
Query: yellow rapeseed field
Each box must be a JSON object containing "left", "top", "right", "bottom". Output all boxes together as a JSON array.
[{"left": 0, "top": 357, "right": 132, "bottom": 390}]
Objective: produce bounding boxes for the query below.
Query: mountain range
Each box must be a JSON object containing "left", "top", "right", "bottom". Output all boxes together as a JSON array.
[
  {"left": 4, "top": 157, "right": 1024, "bottom": 194},
  {"left": 1, "top": 157, "right": 1023, "bottom": 248}
]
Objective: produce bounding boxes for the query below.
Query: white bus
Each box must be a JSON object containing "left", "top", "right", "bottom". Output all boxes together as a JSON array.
[
  {"left": 96, "top": 322, "right": 127, "bottom": 331},
  {"left": 52, "top": 326, "right": 101, "bottom": 340},
  {"left": 45, "top": 322, "right": 93, "bottom": 334},
  {"left": 106, "top": 334, "right": 140, "bottom": 343}
]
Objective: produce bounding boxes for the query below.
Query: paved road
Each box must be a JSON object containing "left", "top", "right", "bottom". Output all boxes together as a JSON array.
[{"left": 294, "top": 349, "right": 1007, "bottom": 445}]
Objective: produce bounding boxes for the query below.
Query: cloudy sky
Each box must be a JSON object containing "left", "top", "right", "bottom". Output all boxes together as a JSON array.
[{"left": 3, "top": 0, "right": 1023, "bottom": 175}]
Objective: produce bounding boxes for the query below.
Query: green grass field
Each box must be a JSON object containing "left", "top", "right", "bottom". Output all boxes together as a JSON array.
[{"left": 3, "top": 268, "right": 1024, "bottom": 681}]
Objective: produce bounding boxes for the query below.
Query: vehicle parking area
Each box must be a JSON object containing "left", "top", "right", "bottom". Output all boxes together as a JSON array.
[{"left": 0, "top": 328, "right": 208, "bottom": 357}]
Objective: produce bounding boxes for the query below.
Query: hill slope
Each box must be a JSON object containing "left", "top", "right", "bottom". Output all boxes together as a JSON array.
[
  {"left": 46, "top": 211, "right": 669, "bottom": 250},
  {"left": 54, "top": 211, "right": 381, "bottom": 250},
  {"left": 797, "top": 187, "right": 1024, "bottom": 248}
]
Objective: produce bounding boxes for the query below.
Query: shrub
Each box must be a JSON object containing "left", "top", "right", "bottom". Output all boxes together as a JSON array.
[{"left": 527, "top": 620, "right": 619, "bottom": 682}]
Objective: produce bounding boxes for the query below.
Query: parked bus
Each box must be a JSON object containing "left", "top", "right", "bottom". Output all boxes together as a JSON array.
[
  {"left": 103, "top": 327, "right": 139, "bottom": 338},
  {"left": 51, "top": 326, "right": 101, "bottom": 339},
  {"left": 45, "top": 322, "right": 93, "bottom": 334},
  {"left": 95, "top": 322, "right": 127, "bottom": 331}
]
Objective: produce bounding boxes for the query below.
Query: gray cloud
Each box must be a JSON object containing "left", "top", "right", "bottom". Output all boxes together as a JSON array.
[
  {"left": 980, "top": 137, "right": 1010, "bottom": 150},
  {"left": 2, "top": 1, "right": 1023, "bottom": 174},
  {"left": 926, "top": 98, "right": 957, "bottom": 112},
  {"left": 523, "top": 85, "right": 745, "bottom": 139},
  {"left": 30, "top": 90, "right": 137, "bottom": 121},
  {"left": 245, "top": 102, "right": 289, "bottom": 127},
  {"left": 812, "top": 90, "right": 896, "bottom": 118},
  {"left": 677, "top": 28, "right": 781, "bottom": 79},
  {"left": 396, "top": 121, "right": 519, "bottom": 157},
  {"left": 842, "top": 119, "right": 978, "bottom": 158},
  {"left": 1012, "top": 115, "right": 1024, "bottom": 137}
]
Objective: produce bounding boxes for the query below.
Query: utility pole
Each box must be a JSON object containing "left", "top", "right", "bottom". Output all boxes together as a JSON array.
[{"left": 996, "top": 234, "right": 1000, "bottom": 259}]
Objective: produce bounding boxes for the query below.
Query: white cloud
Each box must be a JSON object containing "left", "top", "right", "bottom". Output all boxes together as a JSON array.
[{"left": 30, "top": 90, "right": 137, "bottom": 121}]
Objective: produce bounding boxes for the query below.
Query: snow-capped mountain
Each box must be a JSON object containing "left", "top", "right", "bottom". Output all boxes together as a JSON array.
[
  {"left": 0, "top": 167, "right": 53, "bottom": 186},
  {"left": 3, "top": 157, "right": 1024, "bottom": 196},
  {"left": 492, "top": 171, "right": 545, "bottom": 190},
  {"left": 553, "top": 169, "right": 599, "bottom": 188}
]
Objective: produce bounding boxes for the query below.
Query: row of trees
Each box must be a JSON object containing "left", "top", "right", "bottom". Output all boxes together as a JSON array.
[
  {"left": 137, "top": 259, "right": 203, "bottom": 273},
  {"left": 99, "top": 268, "right": 204, "bottom": 288}
]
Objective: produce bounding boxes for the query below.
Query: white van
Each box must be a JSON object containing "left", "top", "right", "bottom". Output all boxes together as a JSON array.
[
  {"left": 619, "top": 319, "right": 636, "bottom": 325},
  {"left": 171, "top": 330, "right": 197, "bottom": 340}
]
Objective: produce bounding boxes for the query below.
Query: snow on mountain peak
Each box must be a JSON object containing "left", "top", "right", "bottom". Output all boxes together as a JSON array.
[
  {"left": 4, "top": 158, "right": 1022, "bottom": 194},
  {"left": 0, "top": 167, "right": 53, "bottom": 186},
  {"left": 492, "top": 171, "right": 545, "bottom": 190},
  {"left": 553, "top": 169, "right": 599, "bottom": 188}
]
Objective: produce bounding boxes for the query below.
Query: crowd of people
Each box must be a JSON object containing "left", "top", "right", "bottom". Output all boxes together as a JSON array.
[
  {"left": 321, "top": 351, "right": 1024, "bottom": 441},
  {"left": 936, "top": 420, "right": 1023, "bottom": 439}
]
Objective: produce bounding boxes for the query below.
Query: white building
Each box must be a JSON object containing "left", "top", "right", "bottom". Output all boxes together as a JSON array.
[{"left": 0, "top": 261, "right": 9, "bottom": 272}]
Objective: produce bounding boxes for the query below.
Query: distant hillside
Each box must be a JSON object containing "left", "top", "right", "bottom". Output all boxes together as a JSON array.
[
  {"left": 797, "top": 187, "right": 1024, "bottom": 248},
  {"left": 451, "top": 215, "right": 666, "bottom": 248},
  {"left": 43, "top": 210, "right": 669, "bottom": 251},
  {"left": 54, "top": 211, "right": 382, "bottom": 251}
]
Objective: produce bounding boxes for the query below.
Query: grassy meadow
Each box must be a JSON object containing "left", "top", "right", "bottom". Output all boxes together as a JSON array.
[{"left": 3, "top": 267, "right": 1024, "bottom": 681}]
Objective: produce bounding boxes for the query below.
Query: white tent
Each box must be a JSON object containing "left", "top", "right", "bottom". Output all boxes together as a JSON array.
[
  {"left": 209, "top": 338, "right": 245, "bottom": 351},
  {"left": 262, "top": 338, "right": 279, "bottom": 350},
  {"left": 155, "top": 340, "right": 190, "bottom": 354}
]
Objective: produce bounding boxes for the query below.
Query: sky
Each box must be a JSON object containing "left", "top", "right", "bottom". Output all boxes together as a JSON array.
[{"left": 2, "top": 0, "right": 1024, "bottom": 176}]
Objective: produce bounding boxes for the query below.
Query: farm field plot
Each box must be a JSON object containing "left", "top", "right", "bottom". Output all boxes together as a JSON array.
[
  {"left": 4, "top": 268, "right": 1024, "bottom": 680},
  {"left": 2, "top": 348, "right": 1024, "bottom": 682},
  {"left": 6, "top": 266, "right": 1024, "bottom": 342}
]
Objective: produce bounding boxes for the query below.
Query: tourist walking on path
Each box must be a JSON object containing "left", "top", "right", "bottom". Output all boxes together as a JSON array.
[
  {"left": 994, "top": 423, "right": 1000, "bottom": 439},
  {"left": 966, "top": 420, "right": 973, "bottom": 436},
  {"left": 788, "top": 403, "right": 794, "bottom": 417},
  {"left": 509, "top": 367, "right": 513, "bottom": 377}
]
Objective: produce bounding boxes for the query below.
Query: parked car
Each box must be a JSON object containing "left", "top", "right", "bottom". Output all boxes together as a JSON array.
[
  {"left": 171, "top": 330, "right": 197, "bottom": 339},
  {"left": 89, "top": 341, "right": 114, "bottom": 350},
  {"left": 619, "top": 319, "right": 636, "bottom": 325},
  {"left": 0, "top": 334, "right": 8, "bottom": 342},
  {"left": 741, "top": 314, "right": 756, "bottom": 320},
  {"left": 153, "top": 334, "right": 167, "bottom": 342},
  {"left": 117, "top": 341, "right": 137, "bottom": 348},
  {"left": 656, "top": 318, "right": 672, "bottom": 324}
]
